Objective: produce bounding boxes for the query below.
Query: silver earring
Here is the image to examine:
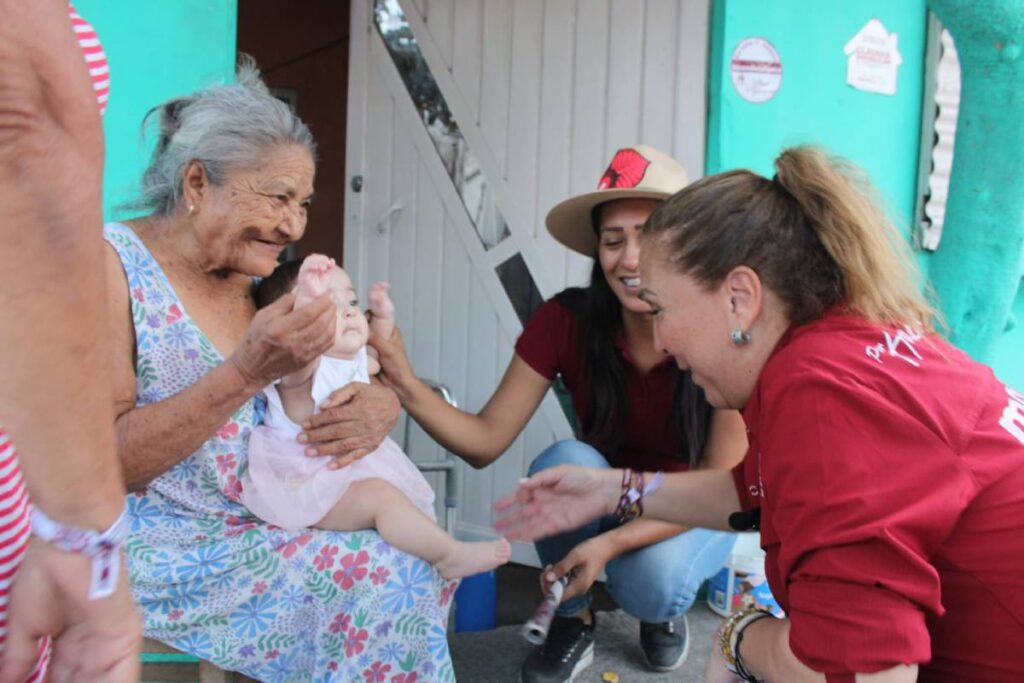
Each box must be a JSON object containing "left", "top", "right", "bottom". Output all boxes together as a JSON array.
[{"left": 730, "top": 328, "right": 752, "bottom": 346}]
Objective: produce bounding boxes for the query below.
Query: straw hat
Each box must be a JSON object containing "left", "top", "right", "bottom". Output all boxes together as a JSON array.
[{"left": 546, "top": 145, "right": 689, "bottom": 256}]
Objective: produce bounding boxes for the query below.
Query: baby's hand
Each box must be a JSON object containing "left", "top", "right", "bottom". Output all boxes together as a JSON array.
[
  {"left": 368, "top": 282, "right": 395, "bottom": 319},
  {"left": 297, "top": 254, "right": 336, "bottom": 301}
]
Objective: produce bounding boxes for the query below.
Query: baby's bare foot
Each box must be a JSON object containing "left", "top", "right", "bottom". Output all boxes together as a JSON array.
[
  {"left": 368, "top": 281, "right": 394, "bottom": 319},
  {"left": 437, "top": 538, "right": 511, "bottom": 580},
  {"left": 297, "top": 254, "right": 336, "bottom": 300}
]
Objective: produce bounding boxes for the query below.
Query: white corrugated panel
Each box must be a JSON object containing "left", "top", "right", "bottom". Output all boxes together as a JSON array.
[{"left": 921, "top": 30, "right": 960, "bottom": 251}]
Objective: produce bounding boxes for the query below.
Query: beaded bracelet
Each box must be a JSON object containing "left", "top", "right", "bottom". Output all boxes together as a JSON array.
[
  {"left": 613, "top": 469, "right": 664, "bottom": 523},
  {"left": 718, "top": 607, "right": 774, "bottom": 682}
]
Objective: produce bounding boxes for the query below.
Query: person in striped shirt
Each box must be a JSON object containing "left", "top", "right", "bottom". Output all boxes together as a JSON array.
[{"left": 0, "top": 2, "right": 140, "bottom": 681}]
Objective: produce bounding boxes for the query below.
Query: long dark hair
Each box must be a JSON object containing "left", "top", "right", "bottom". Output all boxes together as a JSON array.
[{"left": 555, "top": 259, "right": 713, "bottom": 468}]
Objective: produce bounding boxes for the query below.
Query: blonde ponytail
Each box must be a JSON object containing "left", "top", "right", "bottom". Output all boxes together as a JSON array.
[
  {"left": 644, "top": 146, "right": 937, "bottom": 331},
  {"left": 773, "top": 147, "right": 936, "bottom": 331}
]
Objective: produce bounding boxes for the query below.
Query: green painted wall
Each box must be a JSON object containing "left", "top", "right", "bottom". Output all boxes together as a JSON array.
[
  {"left": 74, "top": 0, "right": 238, "bottom": 218},
  {"left": 990, "top": 286, "right": 1024, "bottom": 389},
  {"left": 706, "top": 0, "right": 1024, "bottom": 389},
  {"left": 707, "top": 0, "right": 928, "bottom": 243},
  {"left": 926, "top": 0, "right": 1024, "bottom": 391}
]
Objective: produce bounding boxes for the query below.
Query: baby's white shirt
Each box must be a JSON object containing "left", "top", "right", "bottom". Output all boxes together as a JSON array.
[{"left": 262, "top": 347, "right": 370, "bottom": 438}]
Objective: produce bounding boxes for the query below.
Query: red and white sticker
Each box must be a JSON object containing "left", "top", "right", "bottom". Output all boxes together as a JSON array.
[
  {"left": 730, "top": 37, "right": 782, "bottom": 104},
  {"left": 844, "top": 19, "right": 902, "bottom": 96}
]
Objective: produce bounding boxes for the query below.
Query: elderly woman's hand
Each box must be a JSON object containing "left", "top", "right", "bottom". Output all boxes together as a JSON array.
[
  {"left": 229, "top": 292, "right": 336, "bottom": 388},
  {"left": 299, "top": 381, "right": 401, "bottom": 468}
]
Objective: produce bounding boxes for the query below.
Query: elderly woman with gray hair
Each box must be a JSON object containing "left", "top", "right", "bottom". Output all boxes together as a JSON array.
[{"left": 102, "top": 63, "right": 455, "bottom": 681}]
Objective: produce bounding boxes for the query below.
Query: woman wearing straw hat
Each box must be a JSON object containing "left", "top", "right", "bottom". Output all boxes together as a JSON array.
[{"left": 373, "top": 146, "right": 748, "bottom": 681}]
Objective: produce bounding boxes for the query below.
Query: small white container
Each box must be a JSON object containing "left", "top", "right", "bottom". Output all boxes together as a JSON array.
[{"left": 706, "top": 533, "right": 784, "bottom": 618}]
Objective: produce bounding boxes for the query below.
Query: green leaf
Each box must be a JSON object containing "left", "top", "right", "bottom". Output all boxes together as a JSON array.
[
  {"left": 344, "top": 535, "right": 363, "bottom": 551},
  {"left": 136, "top": 356, "right": 158, "bottom": 388},
  {"left": 394, "top": 613, "right": 429, "bottom": 637},
  {"left": 126, "top": 538, "right": 157, "bottom": 563},
  {"left": 213, "top": 637, "right": 230, "bottom": 662},
  {"left": 198, "top": 467, "right": 220, "bottom": 497},
  {"left": 194, "top": 614, "right": 228, "bottom": 627},
  {"left": 399, "top": 652, "right": 417, "bottom": 672},
  {"left": 324, "top": 634, "right": 345, "bottom": 660},
  {"left": 309, "top": 571, "right": 339, "bottom": 603},
  {"left": 257, "top": 633, "right": 297, "bottom": 651},
  {"left": 194, "top": 515, "right": 223, "bottom": 537}
]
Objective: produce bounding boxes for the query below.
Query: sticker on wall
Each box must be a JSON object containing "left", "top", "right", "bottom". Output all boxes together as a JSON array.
[
  {"left": 730, "top": 37, "right": 782, "bottom": 104},
  {"left": 844, "top": 19, "right": 902, "bottom": 95}
]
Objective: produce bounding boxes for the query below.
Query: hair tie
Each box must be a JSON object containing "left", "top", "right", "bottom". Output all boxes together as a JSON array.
[{"left": 771, "top": 173, "right": 794, "bottom": 200}]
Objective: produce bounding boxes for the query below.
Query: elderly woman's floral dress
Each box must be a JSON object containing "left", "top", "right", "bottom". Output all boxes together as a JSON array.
[{"left": 105, "top": 223, "right": 457, "bottom": 682}]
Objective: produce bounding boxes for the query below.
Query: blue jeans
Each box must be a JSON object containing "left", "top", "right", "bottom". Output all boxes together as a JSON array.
[{"left": 528, "top": 440, "right": 736, "bottom": 622}]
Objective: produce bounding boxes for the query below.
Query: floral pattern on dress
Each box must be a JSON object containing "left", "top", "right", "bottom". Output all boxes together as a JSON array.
[{"left": 105, "top": 223, "right": 456, "bottom": 682}]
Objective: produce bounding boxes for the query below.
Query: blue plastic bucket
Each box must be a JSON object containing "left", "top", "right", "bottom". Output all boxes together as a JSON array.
[{"left": 454, "top": 569, "right": 497, "bottom": 632}]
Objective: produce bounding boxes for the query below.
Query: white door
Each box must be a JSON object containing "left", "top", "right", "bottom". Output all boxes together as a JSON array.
[{"left": 345, "top": 0, "right": 710, "bottom": 566}]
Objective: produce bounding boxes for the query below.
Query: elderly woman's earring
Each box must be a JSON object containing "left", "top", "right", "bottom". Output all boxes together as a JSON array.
[
  {"left": 188, "top": 204, "right": 195, "bottom": 215},
  {"left": 730, "top": 328, "right": 752, "bottom": 346}
]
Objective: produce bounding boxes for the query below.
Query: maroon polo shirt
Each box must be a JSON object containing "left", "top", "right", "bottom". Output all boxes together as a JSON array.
[
  {"left": 733, "top": 307, "right": 1024, "bottom": 681},
  {"left": 514, "top": 297, "right": 691, "bottom": 472}
]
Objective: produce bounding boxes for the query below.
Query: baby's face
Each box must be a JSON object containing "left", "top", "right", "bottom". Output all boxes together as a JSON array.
[{"left": 320, "top": 268, "right": 369, "bottom": 358}]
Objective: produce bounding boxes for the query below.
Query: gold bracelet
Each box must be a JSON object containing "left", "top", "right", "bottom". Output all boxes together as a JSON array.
[{"left": 718, "top": 607, "right": 774, "bottom": 681}]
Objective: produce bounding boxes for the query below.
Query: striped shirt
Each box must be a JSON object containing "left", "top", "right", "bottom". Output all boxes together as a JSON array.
[
  {"left": 0, "top": 430, "right": 46, "bottom": 682},
  {"left": 69, "top": 4, "right": 109, "bottom": 115},
  {"left": 0, "top": 7, "right": 110, "bottom": 680}
]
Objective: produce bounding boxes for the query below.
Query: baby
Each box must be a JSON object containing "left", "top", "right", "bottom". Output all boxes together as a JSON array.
[{"left": 240, "top": 254, "right": 510, "bottom": 580}]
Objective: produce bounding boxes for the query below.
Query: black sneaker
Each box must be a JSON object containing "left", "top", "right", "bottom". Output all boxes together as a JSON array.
[
  {"left": 640, "top": 616, "right": 689, "bottom": 671},
  {"left": 520, "top": 615, "right": 596, "bottom": 683}
]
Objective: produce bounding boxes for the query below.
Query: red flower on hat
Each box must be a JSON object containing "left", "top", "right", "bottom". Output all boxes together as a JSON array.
[{"left": 597, "top": 148, "right": 650, "bottom": 190}]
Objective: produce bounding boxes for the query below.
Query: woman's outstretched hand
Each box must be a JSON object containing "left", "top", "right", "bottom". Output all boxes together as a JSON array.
[
  {"left": 493, "top": 465, "right": 621, "bottom": 542},
  {"left": 229, "top": 292, "right": 336, "bottom": 388}
]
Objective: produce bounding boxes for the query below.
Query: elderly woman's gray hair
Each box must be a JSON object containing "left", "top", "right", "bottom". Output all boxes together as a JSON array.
[{"left": 134, "top": 57, "right": 315, "bottom": 216}]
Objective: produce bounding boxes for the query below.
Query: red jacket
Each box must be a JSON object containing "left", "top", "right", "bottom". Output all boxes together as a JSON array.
[{"left": 733, "top": 308, "right": 1024, "bottom": 681}]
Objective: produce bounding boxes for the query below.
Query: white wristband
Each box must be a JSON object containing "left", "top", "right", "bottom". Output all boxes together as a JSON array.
[{"left": 30, "top": 506, "right": 128, "bottom": 599}]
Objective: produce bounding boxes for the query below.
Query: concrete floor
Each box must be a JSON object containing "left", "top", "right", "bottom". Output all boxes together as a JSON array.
[{"left": 450, "top": 562, "right": 722, "bottom": 683}]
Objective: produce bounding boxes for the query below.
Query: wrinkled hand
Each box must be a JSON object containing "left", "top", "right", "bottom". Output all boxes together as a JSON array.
[
  {"left": 540, "top": 535, "right": 616, "bottom": 603},
  {"left": 229, "top": 292, "right": 336, "bottom": 388},
  {"left": 0, "top": 539, "right": 141, "bottom": 683},
  {"left": 705, "top": 625, "right": 742, "bottom": 683},
  {"left": 367, "top": 326, "right": 417, "bottom": 401},
  {"left": 300, "top": 381, "right": 401, "bottom": 468},
  {"left": 494, "top": 465, "right": 620, "bottom": 542}
]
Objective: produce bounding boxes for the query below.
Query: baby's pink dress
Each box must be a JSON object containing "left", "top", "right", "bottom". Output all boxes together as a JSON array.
[{"left": 240, "top": 347, "right": 435, "bottom": 530}]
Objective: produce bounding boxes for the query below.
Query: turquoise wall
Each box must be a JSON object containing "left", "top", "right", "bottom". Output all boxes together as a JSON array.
[
  {"left": 706, "top": 0, "right": 1024, "bottom": 388},
  {"left": 990, "top": 288, "right": 1024, "bottom": 389},
  {"left": 74, "top": 0, "right": 238, "bottom": 217},
  {"left": 707, "top": 0, "right": 928, "bottom": 241}
]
